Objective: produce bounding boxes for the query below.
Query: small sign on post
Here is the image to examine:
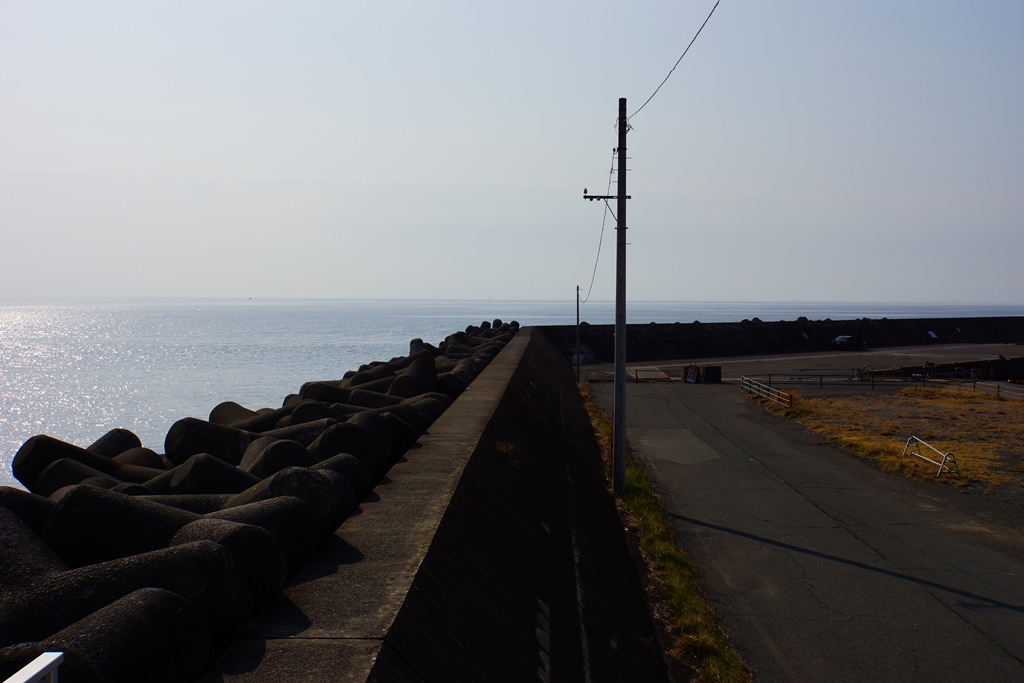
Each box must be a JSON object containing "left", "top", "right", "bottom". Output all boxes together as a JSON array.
[{"left": 686, "top": 365, "right": 700, "bottom": 384}]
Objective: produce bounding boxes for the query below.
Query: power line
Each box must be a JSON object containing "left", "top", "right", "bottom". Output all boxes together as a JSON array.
[
  {"left": 580, "top": 148, "right": 618, "bottom": 304},
  {"left": 629, "top": 0, "right": 721, "bottom": 121},
  {"left": 586, "top": 3, "right": 721, "bottom": 299}
]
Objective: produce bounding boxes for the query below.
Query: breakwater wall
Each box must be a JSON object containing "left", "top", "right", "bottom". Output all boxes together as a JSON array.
[
  {"left": 0, "top": 321, "right": 509, "bottom": 680},
  {"left": 203, "top": 327, "right": 667, "bottom": 681},
  {"left": 540, "top": 316, "right": 1024, "bottom": 363},
  {"left": 0, "top": 324, "right": 668, "bottom": 682}
]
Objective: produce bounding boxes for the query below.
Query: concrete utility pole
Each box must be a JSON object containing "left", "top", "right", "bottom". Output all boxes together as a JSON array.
[
  {"left": 584, "top": 98, "right": 629, "bottom": 494},
  {"left": 612, "top": 98, "right": 628, "bottom": 495}
]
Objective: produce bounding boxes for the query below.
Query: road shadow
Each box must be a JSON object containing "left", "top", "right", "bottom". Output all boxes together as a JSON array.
[{"left": 670, "top": 512, "right": 1024, "bottom": 614}]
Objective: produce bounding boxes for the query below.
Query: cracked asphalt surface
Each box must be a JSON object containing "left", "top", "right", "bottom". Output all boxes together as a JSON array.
[{"left": 590, "top": 345, "right": 1024, "bottom": 682}]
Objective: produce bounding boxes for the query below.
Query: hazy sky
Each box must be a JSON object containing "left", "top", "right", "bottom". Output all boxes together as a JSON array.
[{"left": 2, "top": 2, "right": 1021, "bottom": 303}]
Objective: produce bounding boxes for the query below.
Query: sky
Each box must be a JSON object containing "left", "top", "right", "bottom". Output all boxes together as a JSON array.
[{"left": 2, "top": 1, "right": 1022, "bottom": 304}]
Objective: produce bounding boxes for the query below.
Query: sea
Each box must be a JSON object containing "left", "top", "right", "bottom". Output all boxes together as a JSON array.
[{"left": 3, "top": 298, "right": 1023, "bottom": 489}]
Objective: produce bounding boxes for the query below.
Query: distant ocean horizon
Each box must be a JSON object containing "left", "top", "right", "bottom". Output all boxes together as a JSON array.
[{"left": 3, "top": 298, "right": 1023, "bottom": 488}]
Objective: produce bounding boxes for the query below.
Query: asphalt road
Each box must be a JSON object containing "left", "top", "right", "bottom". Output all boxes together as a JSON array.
[{"left": 589, "top": 344, "right": 1024, "bottom": 682}]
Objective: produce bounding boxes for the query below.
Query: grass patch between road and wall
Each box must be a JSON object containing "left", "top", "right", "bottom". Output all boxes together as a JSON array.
[
  {"left": 579, "top": 382, "right": 751, "bottom": 683},
  {"left": 762, "top": 386, "right": 1024, "bottom": 486}
]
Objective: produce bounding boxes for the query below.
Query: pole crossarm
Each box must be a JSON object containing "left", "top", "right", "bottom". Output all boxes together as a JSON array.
[{"left": 583, "top": 193, "right": 630, "bottom": 201}]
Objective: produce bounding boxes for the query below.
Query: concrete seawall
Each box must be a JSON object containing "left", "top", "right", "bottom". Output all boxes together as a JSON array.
[
  {"left": 541, "top": 316, "right": 1024, "bottom": 363},
  {"left": 1, "top": 324, "right": 668, "bottom": 682},
  {"left": 0, "top": 322, "right": 515, "bottom": 680},
  {"left": 202, "top": 327, "right": 667, "bottom": 681}
]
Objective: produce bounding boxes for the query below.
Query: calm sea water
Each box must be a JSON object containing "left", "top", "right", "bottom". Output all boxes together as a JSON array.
[{"left": 3, "top": 298, "right": 1022, "bottom": 488}]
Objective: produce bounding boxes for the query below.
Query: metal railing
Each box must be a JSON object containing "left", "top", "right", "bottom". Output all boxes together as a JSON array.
[
  {"left": 901, "top": 436, "right": 960, "bottom": 478},
  {"left": 928, "top": 379, "right": 1024, "bottom": 401},
  {"left": 788, "top": 367, "right": 862, "bottom": 382},
  {"left": 747, "top": 370, "right": 1024, "bottom": 402},
  {"left": 952, "top": 367, "right": 981, "bottom": 381},
  {"left": 741, "top": 376, "right": 792, "bottom": 408},
  {"left": 783, "top": 369, "right": 925, "bottom": 388},
  {"left": 751, "top": 371, "right": 921, "bottom": 390},
  {"left": 4, "top": 652, "right": 63, "bottom": 683}
]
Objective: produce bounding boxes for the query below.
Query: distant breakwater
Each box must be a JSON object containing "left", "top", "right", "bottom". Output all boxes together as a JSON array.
[
  {"left": 0, "top": 320, "right": 518, "bottom": 681},
  {"left": 540, "top": 315, "right": 1024, "bottom": 364}
]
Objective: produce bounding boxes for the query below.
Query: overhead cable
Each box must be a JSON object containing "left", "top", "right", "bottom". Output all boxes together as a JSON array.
[
  {"left": 629, "top": 0, "right": 721, "bottom": 121},
  {"left": 580, "top": 148, "right": 618, "bottom": 304}
]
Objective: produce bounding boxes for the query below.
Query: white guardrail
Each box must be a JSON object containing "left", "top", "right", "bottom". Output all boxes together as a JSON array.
[
  {"left": 3, "top": 652, "right": 63, "bottom": 683},
  {"left": 901, "top": 436, "right": 960, "bottom": 478},
  {"left": 740, "top": 376, "right": 792, "bottom": 408},
  {"left": 934, "top": 380, "right": 1024, "bottom": 401}
]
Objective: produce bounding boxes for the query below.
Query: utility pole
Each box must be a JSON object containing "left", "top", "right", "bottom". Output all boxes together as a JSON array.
[
  {"left": 584, "top": 98, "right": 629, "bottom": 495},
  {"left": 612, "top": 98, "right": 628, "bottom": 495}
]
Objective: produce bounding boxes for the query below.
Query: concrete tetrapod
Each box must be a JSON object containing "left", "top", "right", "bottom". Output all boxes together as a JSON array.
[
  {"left": 163, "top": 417, "right": 339, "bottom": 467},
  {"left": 85, "top": 427, "right": 143, "bottom": 457},
  {"left": 13, "top": 435, "right": 164, "bottom": 493},
  {"left": 238, "top": 438, "right": 313, "bottom": 479},
  {"left": 143, "top": 453, "right": 262, "bottom": 495},
  {"left": 0, "top": 487, "right": 55, "bottom": 537},
  {"left": 46, "top": 483, "right": 322, "bottom": 572},
  {"left": 0, "top": 536, "right": 252, "bottom": 649},
  {"left": 0, "top": 587, "right": 216, "bottom": 683},
  {"left": 43, "top": 486, "right": 287, "bottom": 602}
]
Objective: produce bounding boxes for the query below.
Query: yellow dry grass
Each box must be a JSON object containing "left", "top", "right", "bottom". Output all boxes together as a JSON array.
[{"left": 768, "top": 386, "right": 1024, "bottom": 486}]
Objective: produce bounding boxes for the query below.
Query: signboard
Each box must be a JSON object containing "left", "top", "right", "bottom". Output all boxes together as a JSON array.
[{"left": 686, "top": 365, "right": 699, "bottom": 384}]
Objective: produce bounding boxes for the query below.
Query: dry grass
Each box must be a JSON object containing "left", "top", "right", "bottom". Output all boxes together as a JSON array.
[
  {"left": 767, "top": 386, "right": 1024, "bottom": 486},
  {"left": 580, "top": 382, "right": 751, "bottom": 683}
]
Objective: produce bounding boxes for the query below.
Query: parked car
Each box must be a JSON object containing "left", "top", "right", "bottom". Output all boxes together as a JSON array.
[{"left": 831, "top": 335, "right": 864, "bottom": 350}]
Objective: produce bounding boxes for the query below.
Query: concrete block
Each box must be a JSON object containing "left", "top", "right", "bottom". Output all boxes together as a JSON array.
[
  {"left": 86, "top": 428, "right": 143, "bottom": 457},
  {"left": 13, "top": 435, "right": 164, "bottom": 492},
  {"left": 144, "top": 453, "right": 261, "bottom": 495},
  {"left": 239, "top": 438, "right": 312, "bottom": 479},
  {"left": 0, "top": 486, "right": 55, "bottom": 537},
  {"left": 0, "top": 588, "right": 215, "bottom": 683},
  {"left": 0, "top": 540, "right": 251, "bottom": 649}
]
